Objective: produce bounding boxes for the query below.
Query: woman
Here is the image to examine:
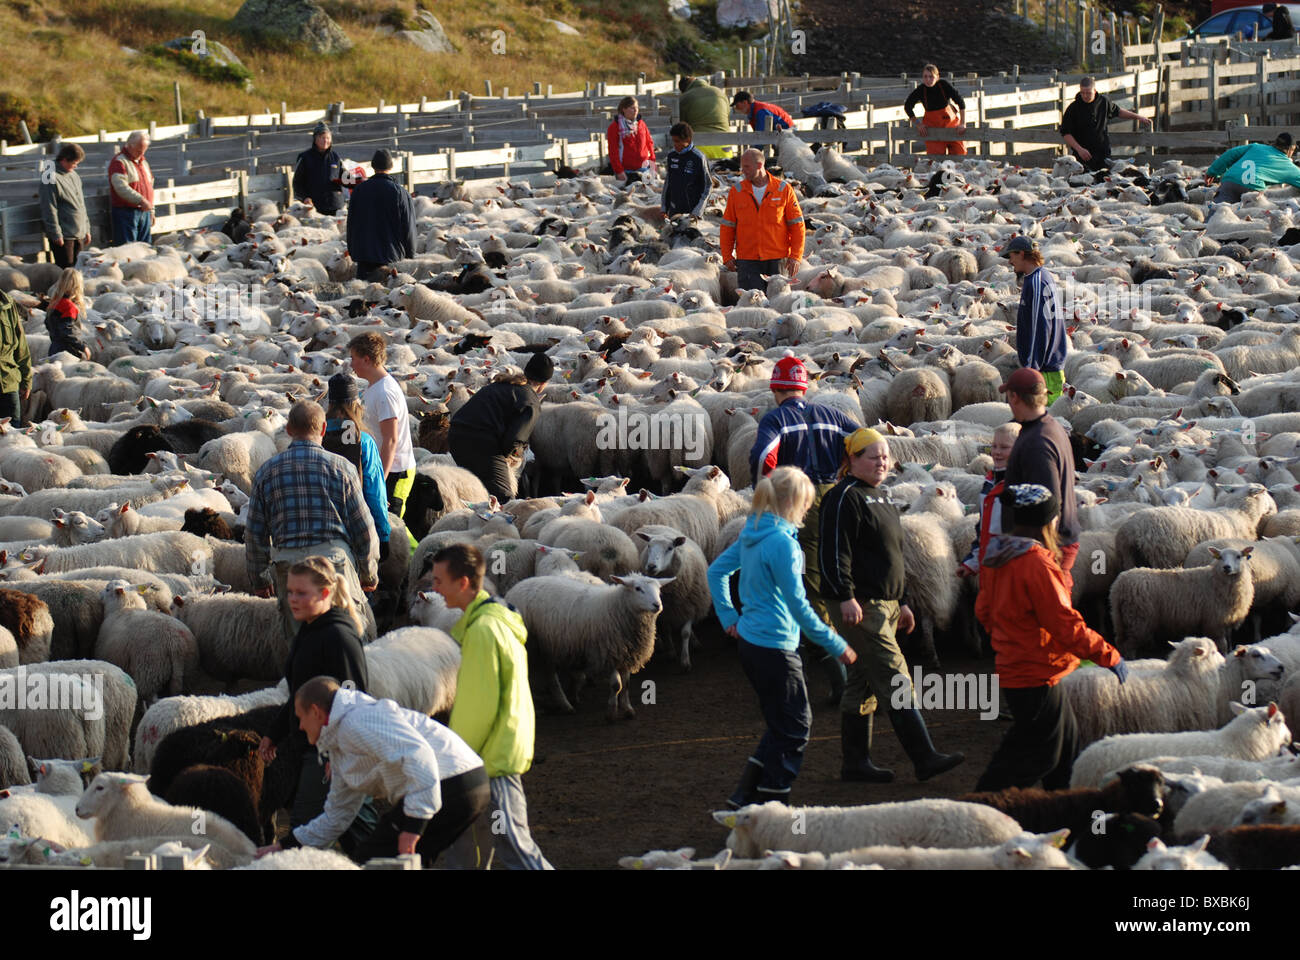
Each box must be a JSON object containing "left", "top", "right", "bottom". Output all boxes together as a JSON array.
[
  {"left": 819, "top": 428, "right": 964, "bottom": 784},
  {"left": 258, "top": 555, "right": 378, "bottom": 855},
  {"left": 320, "top": 372, "right": 392, "bottom": 561},
  {"left": 44, "top": 268, "right": 91, "bottom": 361},
  {"left": 904, "top": 63, "right": 967, "bottom": 155},
  {"left": 606, "top": 96, "right": 656, "bottom": 184},
  {"left": 974, "top": 483, "right": 1127, "bottom": 792},
  {"left": 708, "top": 465, "right": 857, "bottom": 809}
]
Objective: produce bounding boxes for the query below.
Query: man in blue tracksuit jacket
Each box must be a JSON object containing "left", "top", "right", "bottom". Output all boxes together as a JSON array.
[{"left": 1004, "top": 236, "right": 1067, "bottom": 405}]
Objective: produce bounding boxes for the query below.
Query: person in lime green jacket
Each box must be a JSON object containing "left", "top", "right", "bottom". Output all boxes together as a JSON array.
[
  {"left": 1205, "top": 133, "right": 1300, "bottom": 203},
  {"left": 432, "top": 543, "right": 553, "bottom": 870}
]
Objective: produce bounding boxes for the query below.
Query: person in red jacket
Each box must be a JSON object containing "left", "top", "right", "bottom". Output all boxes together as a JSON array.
[
  {"left": 606, "top": 97, "right": 656, "bottom": 185},
  {"left": 973, "top": 483, "right": 1127, "bottom": 791},
  {"left": 731, "top": 91, "right": 794, "bottom": 132},
  {"left": 108, "top": 131, "right": 154, "bottom": 245}
]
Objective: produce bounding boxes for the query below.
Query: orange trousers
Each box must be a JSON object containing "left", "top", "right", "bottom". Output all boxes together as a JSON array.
[{"left": 923, "top": 108, "right": 967, "bottom": 155}]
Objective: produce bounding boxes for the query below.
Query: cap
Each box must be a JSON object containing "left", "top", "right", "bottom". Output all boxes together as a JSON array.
[
  {"left": 371, "top": 149, "right": 394, "bottom": 171},
  {"left": 327, "top": 373, "right": 359, "bottom": 404},
  {"left": 312, "top": 121, "right": 331, "bottom": 136},
  {"left": 524, "top": 351, "right": 554, "bottom": 383},
  {"left": 845, "top": 427, "right": 885, "bottom": 457},
  {"left": 770, "top": 351, "right": 808, "bottom": 392},
  {"left": 1002, "top": 236, "right": 1038, "bottom": 257},
  {"left": 999, "top": 367, "right": 1047, "bottom": 396},
  {"left": 1000, "top": 482, "right": 1060, "bottom": 529}
]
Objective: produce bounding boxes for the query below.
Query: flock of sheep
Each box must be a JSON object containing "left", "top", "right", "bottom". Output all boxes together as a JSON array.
[{"left": 3, "top": 126, "right": 1300, "bottom": 869}]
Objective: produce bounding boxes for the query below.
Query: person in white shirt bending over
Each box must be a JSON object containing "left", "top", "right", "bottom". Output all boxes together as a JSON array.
[{"left": 348, "top": 332, "right": 417, "bottom": 521}]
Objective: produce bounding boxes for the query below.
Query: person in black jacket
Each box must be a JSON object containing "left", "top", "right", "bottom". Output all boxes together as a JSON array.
[
  {"left": 292, "top": 122, "right": 346, "bottom": 215},
  {"left": 257, "top": 555, "right": 377, "bottom": 854},
  {"left": 345, "top": 149, "right": 415, "bottom": 283},
  {"left": 1059, "top": 76, "right": 1152, "bottom": 172},
  {"left": 1265, "top": 3, "right": 1295, "bottom": 40},
  {"left": 819, "top": 428, "right": 964, "bottom": 784},
  {"left": 448, "top": 352, "right": 553, "bottom": 501}
]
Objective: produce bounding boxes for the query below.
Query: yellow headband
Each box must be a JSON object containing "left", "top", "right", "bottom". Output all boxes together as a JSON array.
[{"left": 845, "top": 427, "right": 885, "bottom": 457}]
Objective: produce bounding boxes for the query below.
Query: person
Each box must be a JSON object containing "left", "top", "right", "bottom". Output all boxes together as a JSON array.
[
  {"left": 448, "top": 353, "right": 552, "bottom": 503},
  {"left": 44, "top": 268, "right": 92, "bottom": 361},
  {"left": 345, "top": 149, "right": 415, "bottom": 283},
  {"left": 708, "top": 466, "right": 857, "bottom": 808},
  {"left": 719, "top": 149, "right": 805, "bottom": 290},
  {"left": 1204, "top": 132, "right": 1300, "bottom": 204},
  {"left": 245, "top": 400, "right": 379, "bottom": 644},
  {"left": 433, "top": 545, "right": 553, "bottom": 870},
  {"left": 678, "top": 76, "right": 733, "bottom": 160},
  {"left": 974, "top": 483, "right": 1126, "bottom": 791},
  {"left": 820, "top": 429, "right": 965, "bottom": 783},
  {"left": 661, "top": 122, "right": 711, "bottom": 220},
  {"left": 321, "top": 373, "right": 392, "bottom": 563},
  {"left": 904, "top": 63, "right": 967, "bottom": 155},
  {"left": 731, "top": 90, "right": 793, "bottom": 133},
  {"left": 1265, "top": 2, "right": 1295, "bottom": 40},
  {"left": 292, "top": 121, "right": 346, "bottom": 215},
  {"left": 0, "top": 287, "right": 32, "bottom": 426},
  {"left": 260, "top": 676, "right": 490, "bottom": 866},
  {"left": 957, "top": 421, "right": 1021, "bottom": 576},
  {"left": 606, "top": 96, "right": 656, "bottom": 185},
  {"left": 1000, "top": 367, "right": 1081, "bottom": 594},
  {"left": 348, "top": 332, "right": 417, "bottom": 520},
  {"left": 257, "top": 556, "right": 378, "bottom": 855},
  {"left": 38, "top": 143, "right": 91, "bottom": 269},
  {"left": 1004, "top": 236, "right": 1066, "bottom": 404},
  {"left": 108, "top": 131, "right": 154, "bottom": 244},
  {"left": 1059, "top": 76, "right": 1153, "bottom": 172}
]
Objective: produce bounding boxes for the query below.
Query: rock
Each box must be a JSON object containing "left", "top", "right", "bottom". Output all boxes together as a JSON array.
[
  {"left": 716, "top": 0, "right": 775, "bottom": 28},
  {"left": 543, "top": 18, "right": 581, "bottom": 36},
  {"left": 668, "top": 0, "right": 693, "bottom": 20},
  {"left": 231, "top": 0, "right": 352, "bottom": 55},
  {"left": 163, "top": 36, "right": 248, "bottom": 71}
]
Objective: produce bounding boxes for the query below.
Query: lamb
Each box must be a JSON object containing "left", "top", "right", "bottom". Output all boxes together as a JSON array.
[
  {"left": 162, "top": 763, "right": 263, "bottom": 845},
  {"left": 608, "top": 465, "right": 729, "bottom": 557},
  {"left": 1115, "top": 486, "right": 1276, "bottom": 569},
  {"left": 1172, "top": 780, "right": 1300, "bottom": 837},
  {"left": 1069, "top": 702, "right": 1293, "bottom": 788},
  {"left": 1207, "top": 825, "right": 1300, "bottom": 869},
  {"left": 1114, "top": 752, "right": 1300, "bottom": 783},
  {"left": 957, "top": 765, "right": 1165, "bottom": 835},
  {"left": 0, "top": 667, "right": 105, "bottom": 766},
  {"left": 21, "top": 530, "right": 213, "bottom": 577},
  {"left": 0, "top": 446, "right": 82, "bottom": 492},
  {"left": 234, "top": 847, "right": 360, "bottom": 870},
  {"left": 94, "top": 500, "right": 183, "bottom": 538},
  {"left": 764, "top": 830, "right": 1075, "bottom": 870},
  {"left": 363, "top": 627, "right": 461, "bottom": 716},
  {"left": 636, "top": 525, "right": 711, "bottom": 670},
  {"left": 885, "top": 367, "right": 951, "bottom": 427},
  {"left": 95, "top": 580, "right": 200, "bottom": 703},
  {"left": 1066, "top": 811, "right": 1164, "bottom": 870},
  {"left": 1132, "top": 836, "right": 1227, "bottom": 870},
  {"left": 132, "top": 686, "right": 286, "bottom": 775},
  {"left": 713, "top": 798, "right": 1024, "bottom": 858},
  {"left": 0, "top": 589, "right": 55, "bottom": 665},
  {"left": 473, "top": 540, "right": 583, "bottom": 596},
  {"left": 0, "top": 791, "right": 93, "bottom": 847},
  {"left": 194, "top": 430, "right": 278, "bottom": 495}
]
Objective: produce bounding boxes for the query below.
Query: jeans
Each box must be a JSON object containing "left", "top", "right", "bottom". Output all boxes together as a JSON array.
[
  {"left": 737, "top": 639, "right": 812, "bottom": 796},
  {"left": 0, "top": 390, "right": 22, "bottom": 427},
  {"left": 1213, "top": 180, "right": 1251, "bottom": 204},
  {"left": 974, "top": 684, "right": 1079, "bottom": 792},
  {"left": 111, "top": 206, "right": 151, "bottom": 244}
]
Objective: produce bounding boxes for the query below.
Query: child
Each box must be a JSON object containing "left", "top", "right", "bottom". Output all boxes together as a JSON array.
[
  {"left": 661, "top": 122, "right": 711, "bottom": 220},
  {"left": 973, "top": 483, "right": 1127, "bottom": 791},
  {"left": 45, "top": 268, "right": 91, "bottom": 361},
  {"left": 957, "top": 421, "right": 1021, "bottom": 576},
  {"left": 708, "top": 465, "right": 856, "bottom": 809},
  {"left": 606, "top": 96, "right": 655, "bottom": 185}
]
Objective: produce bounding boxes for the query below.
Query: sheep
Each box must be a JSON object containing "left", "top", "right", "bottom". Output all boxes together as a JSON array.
[
  {"left": 406, "top": 589, "right": 466, "bottom": 634},
  {"left": 132, "top": 686, "right": 286, "bottom": 775},
  {"left": 472, "top": 539, "right": 582, "bottom": 596},
  {"left": 36, "top": 835, "right": 244, "bottom": 869},
  {"left": 1115, "top": 752, "right": 1300, "bottom": 783},
  {"left": 363, "top": 627, "right": 461, "bottom": 716},
  {"left": 0, "top": 627, "right": 14, "bottom": 668},
  {"left": 162, "top": 763, "right": 263, "bottom": 845},
  {"left": 536, "top": 517, "right": 640, "bottom": 581},
  {"left": 95, "top": 500, "right": 183, "bottom": 538},
  {"left": 1172, "top": 781, "right": 1300, "bottom": 837},
  {"left": 1069, "top": 702, "right": 1293, "bottom": 788},
  {"left": 635, "top": 525, "right": 711, "bottom": 671},
  {"left": 0, "top": 589, "right": 55, "bottom": 665},
  {"left": 21, "top": 530, "right": 213, "bottom": 577},
  {"left": 0, "top": 791, "right": 93, "bottom": 847},
  {"left": 713, "top": 798, "right": 1024, "bottom": 858},
  {"left": 0, "top": 447, "right": 82, "bottom": 492},
  {"left": 763, "top": 830, "right": 1076, "bottom": 870},
  {"left": 608, "top": 465, "right": 729, "bottom": 557},
  {"left": 14, "top": 660, "right": 136, "bottom": 772},
  {"left": 95, "top": 580, "right": 200, "bottom": 704},
  {"left": 235, "top": 846, "right": 361, "bottom": 870},
  {"left": 505, "top": 573, "right": 671, "bottom": 721},
  {"left": 885, "top": 367, "right": 951, "bottom": 427},
  {"left": 1067, "top": 811, "right": 1163, "bottom": 870},
  {"left": 169, "top": 593, "right": 286, "bottom": 681},
  {"left": 1115, "top": 486, "right": 1276, "bottom": 569},
  {"left": 195, "top": 430, "right": 278, "bottom": 495},
  {"left": 1132, "top": 836, "right": 1227, "bottom": 870},
  {"left": 1207, "top": 825, "right": 1300, "bottom": 869},
  {"left": 0, "top": 668, "right": 105, "bottom": 765},
  {"left": 958, "top": 765, "right": 1165, "bottom": 836}
]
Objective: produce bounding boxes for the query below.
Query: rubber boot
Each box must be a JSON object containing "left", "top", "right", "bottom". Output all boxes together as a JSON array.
[
  {"left": 726, "top": 758, "right": 765, "bottom": 810},
  {"left": 888, "top": 707, "right": 965, "bottom": 782},
  {"left": 840, "top": 712, "right": 894, "bottom": 783}
]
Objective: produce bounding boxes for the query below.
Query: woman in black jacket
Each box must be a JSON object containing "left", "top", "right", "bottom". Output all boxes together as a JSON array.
[
  {"left": 448, "top": 352, "right": 553, "bottom": 500},
  {"left": 257, "top": 555, "right": 377, "bottom": 852}
]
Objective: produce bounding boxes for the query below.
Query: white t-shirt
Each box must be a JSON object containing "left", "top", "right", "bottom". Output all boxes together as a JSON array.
[
  {"left": 751, "top": 182, "right": 767, "bottom": 205},
  {"left": 363, "top": 373, "right": 415, "bottom": 474}
]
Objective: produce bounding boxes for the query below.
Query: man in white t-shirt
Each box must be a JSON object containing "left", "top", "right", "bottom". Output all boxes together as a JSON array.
[{"left": 348, "top": 332, "right": 416, "bottom": 519}]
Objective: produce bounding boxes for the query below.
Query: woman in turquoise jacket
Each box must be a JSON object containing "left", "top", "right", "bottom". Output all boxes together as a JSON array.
[
  {"left": 708, "top": 465, "right": 856, "bottom": 809},
  {"left": 1206, "top": 132, "right": 1300, "bottom": 203}
]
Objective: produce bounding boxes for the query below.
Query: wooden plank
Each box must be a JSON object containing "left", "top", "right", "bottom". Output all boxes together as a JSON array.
[{"left": 154, "top": 177, "right": 239, "bottom": 205}]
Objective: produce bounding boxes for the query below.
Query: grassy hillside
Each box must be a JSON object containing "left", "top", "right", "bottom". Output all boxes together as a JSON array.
[{"left": 0, "top": 0, "right": 751, "bottom": 139}]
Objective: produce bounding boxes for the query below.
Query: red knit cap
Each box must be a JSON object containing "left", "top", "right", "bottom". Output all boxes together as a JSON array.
[{"left": 770, "top": 351, "right": 808, "bottom": 392}]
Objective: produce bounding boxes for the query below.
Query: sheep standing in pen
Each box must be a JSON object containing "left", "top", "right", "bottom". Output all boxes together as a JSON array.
[
  {"left": 94, "top": 580, "right": 200, "bottom": 704},
  {"left": 635, "top": 525, "right": 711, "bottom": 671},
  {"left": 132, "top": 686, "right": 286, "bottom": 775}
]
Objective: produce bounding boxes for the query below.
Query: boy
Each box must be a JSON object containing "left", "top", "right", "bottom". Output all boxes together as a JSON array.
[{"left": 661, "top": 122, "right": 711, "bottom": 220}]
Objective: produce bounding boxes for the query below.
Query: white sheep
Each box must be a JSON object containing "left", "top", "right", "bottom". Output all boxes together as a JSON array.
[
  {"left": 764, "top": 829, "right": 1075, "bottom": 870},
  {"left": 363, "top": 627, "right": 461, "bottom": 716},
  {"left": 195, "top": 430, "right": 277, "bottom": 495},
  {"left": 235, "top": 847, "right": 360, "bottom": 870},
  {"left": 0, "top": 791, "right": 93, "bottom": 847},
  {"left": 94, "top": 501, "right": 183, "bottom": 538},
  {"left": 21, "top": 530, "right": 213, "bottom": 577},
  {"left": 95, "top": 580, "right": 200, "bottom": 704},
  {"left": 1132, "top": 836, "right": 1227, "bottom": 870},
  {"left": 635, "top": 525, "right": 711, "bottom": 670},
  {"left": 1115, "top": 486, "right": 1276, "bottom": 569},
  {"left": 169, "top": 593, "right": 286, "bottom": 682},
  {"left": 1173, "top": 780, "right": 1300, "bottom": 836}
]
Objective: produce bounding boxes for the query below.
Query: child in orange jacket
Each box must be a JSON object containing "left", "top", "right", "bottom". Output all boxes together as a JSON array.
[{"left": 973, "top": 483, "right": 1127, "bottom": 791}]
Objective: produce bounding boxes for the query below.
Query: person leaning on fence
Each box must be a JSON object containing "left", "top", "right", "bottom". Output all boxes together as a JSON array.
[
  {"left": 1004, "top": 236, "right": 1067, "bottom": 405},
  {"left": 606, "top": 96, "right": 656, "bottom": 185},
  {"left": 348, "top": 332, "right": 418, "bottom": 525},
  {"left": 819, "top": 428, "right": 965, "bottom": 784},
  {"left": 661, "top": 122, "right": 710, "bottom": 220},
  {"left": 1059, "top": 76, "right": 1152, "bottom": 172},
  {"left": 1265, "top": 3, "right": 1295, "bottom": 40},
  {"left": 904, "top": 63, "right": 967, "bottom": 155},
  {"left": 293, "top": 121, "right": 346, "bottom": 215},
  {"left": 678, "top": 76, "right": 733, "bottom": 160},
  {"left": 731, "top": 90, "right": 793, "bottom": 132},
  {"left": 708, "top": 466, "right": 857, "bottom": 809},
  {"left": 345, "top": 149, "right": 415, "bottom": 283},
  {"left": 44, "top": 268, "right": 91, "bottom": 362},
  {"left": 321, "top": 373, "right": 392, "bottom": 563},
  {"left": 720, "top": 149, "right": 805, "bottom": 290},
  {"left": 38, "top": 143, "right": 90, "bottom": 269},
  {"left": 1204, "top": 132, "right": 1300, "bottom": 205},
  {"left": 108, "top": 131, "right": 154, "bottom": 244}
]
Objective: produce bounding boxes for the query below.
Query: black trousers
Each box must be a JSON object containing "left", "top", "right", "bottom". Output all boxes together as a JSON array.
[
  {"left": 350, "top": 768, "right": 491, "bottom": 867},
  {"left": 51, "top": 238, "right": 82, "bottom": 269},
  {"left": 974, "top": 684, "right": 1079, "bottom": 792},
  {"left": 736, "top": 258, "right": 783, "bottom": 291},
  {"left": 448, "top": 426, "right": 515, "bottom": 502}
]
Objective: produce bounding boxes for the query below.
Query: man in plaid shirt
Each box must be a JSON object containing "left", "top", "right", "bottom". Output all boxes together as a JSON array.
[{"left": 245, "top": 401, "right": 380, "bottom": 642}]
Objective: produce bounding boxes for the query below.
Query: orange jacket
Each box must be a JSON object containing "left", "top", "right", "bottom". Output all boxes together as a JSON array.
[
  {"left": 975, "top": 536, "right": 1119, "bottom": 689},
  {"left": 720, "top": 176, "right": 805, "bottom": 264}
]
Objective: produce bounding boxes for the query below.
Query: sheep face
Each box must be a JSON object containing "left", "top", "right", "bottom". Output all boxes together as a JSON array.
[
  {"left": 1234, "top": 644, "right": 1284, "bottom": 681},
  {"left": 52, "top": 509, "right": 108, "bottom": 544},
  {"left": 1206, "top": 546, "right": 1251, "bottom": 578},
  {"left": 608, "top": 573, "right": 673, "bottom": 616},
  {"left": 638, "top": 533, "right": 687, "bottom": 577},
  {"left": 75, "top": 772, "right": 143, "bottom": 819},
  {"left": 1234, "top": 791, "right": 1288, "bottom": 827}
]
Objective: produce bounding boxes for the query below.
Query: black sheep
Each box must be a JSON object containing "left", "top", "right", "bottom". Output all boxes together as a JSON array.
[
  {"left": 402, "top": 472, "right": 445, "bottom": 541},
  {"left": 1069, "top": 812, "right": 1162, "bottom": 870},
  {"left": 107, "top": 425, "right": 174, "bottom": 474},
  {"left": 181, "top": 507, "right": 233, "bottom": 540},
  {"left": 957, "top": 765, "right": 1165, "bottom": 835},
  {"left": 1207, "top": 824, "right": 1300, "bottom": 869},
  {"left": 164, "top": 764, "right": 263, "bottom": 844},
  {"left": 160, "top": 418, "right": 225, "bottom": 454}
]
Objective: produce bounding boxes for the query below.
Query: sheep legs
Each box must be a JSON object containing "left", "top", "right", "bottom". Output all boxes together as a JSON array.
[
  {"left": 678, "top": 622, "right": 694, "bottom": 673},
  {"left": 541, "top": 665, "right": 575, "bottom": 715},
  {"left": 607, "top": 669, "right": 636, "bottom": 722}
]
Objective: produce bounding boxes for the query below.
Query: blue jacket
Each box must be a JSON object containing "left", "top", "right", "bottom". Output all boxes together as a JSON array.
[
  {"left": 325, "top": 418, "right": 391, "bottom": 543},
  {"left": 707, "top": 512, "right": 847, "bottom": 657},
  {"left": 661, "top": 145, "right": 711, "bottom": 218},
  {"left": 749, "top": 397, "right": 858, "bottom": 486},
  {"left": 1207, "top": 142, "right": 1300, "bottom": 191},
  {"left": 345, "top": 173, "right": 415, "bottom": 266},
  {"left": 1016, "top": 266, "right": 1067, "bottom": 372}
]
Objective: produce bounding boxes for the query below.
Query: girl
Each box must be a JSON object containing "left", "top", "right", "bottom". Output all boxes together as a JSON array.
[
  {"left": 974, "top": 483, "right": 1127, "bottom": 792},
  {"left": 708, "top": 466, "right": 856, "bottom": 809},
  {"left": 903, "top": 63, "right": 967, "bottom": 155},
  {"left": 606, "top": 96, "right": 656, "bottom": 184},
  {"left": 45, "top": 268, "right": 91, "bottom": 361}
]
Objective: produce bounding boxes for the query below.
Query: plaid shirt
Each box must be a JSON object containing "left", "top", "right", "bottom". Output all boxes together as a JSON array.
[{"left": 245, "top": 438, "right": 378, "bottom": 587}]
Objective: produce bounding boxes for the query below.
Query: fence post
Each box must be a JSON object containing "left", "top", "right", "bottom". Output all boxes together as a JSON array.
[
  {"left": 237, "top": 170, "right": 248, "bottom": 214},
  {"left": 447, "top": 148, "right": 456, "bottom": 182},
  {"left": 403, "top": 151, "right": 414, "bottom": 192},
  {"left": 1209, "top": 58, "right": 1220, "bottom": 127},
  {"left": 0, "top": 205, "right": 9, "bottom": 257},
  {"left": 282, "top": 165, "right": 294, "bottom": 205},
  {"left": 1257, "top": 52, "right": 1269, "bottom": 127},
  {"left": 165, "top": 177, "right": 176, "bottom": 229}
]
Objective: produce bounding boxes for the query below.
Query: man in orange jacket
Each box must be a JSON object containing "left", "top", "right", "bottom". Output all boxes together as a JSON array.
[{"left": 719, "top": 149, "right": 805, "bottom": 291}]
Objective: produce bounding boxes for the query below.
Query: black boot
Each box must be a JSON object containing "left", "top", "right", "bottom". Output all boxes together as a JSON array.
[
  {"left": 889, "top": 708, "right": 965, "bottom": 782},
  {"left": 840, "top": 712, "right": 894, "bottom": 783},
  {"left": 726, "top": 758, "right": 764, "bottom": 810}
]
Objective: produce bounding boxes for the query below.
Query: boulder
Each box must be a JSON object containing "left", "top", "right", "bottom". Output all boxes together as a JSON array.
[
  {"left": 543, "top": 18, "right": 581, "bottom": 36},
  {"left": 231, "top": 0, "right": 352, "bottom": 55},
  {"left": 717, "top": 0, "right": 776, "bottom": 28},
  {"left": 161, "top": 36, "right": 253, "bottom": 90},
  {"left": 397, "top": 11, "right": 456, "bottom": 54}
]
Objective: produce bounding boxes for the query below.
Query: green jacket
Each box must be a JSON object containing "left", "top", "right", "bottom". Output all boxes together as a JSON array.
[
  {"left": 0, "top": 291, "right": 32, "bottom": 395},
  {"left": 680, "top": 78, "right": 730, "bottom": 133},
  {"left": 1207, "top": 142, "right": 1300, "bottom": 191},
  {"left": 448, "top": 591, "right": 535, "bottom": 778}
]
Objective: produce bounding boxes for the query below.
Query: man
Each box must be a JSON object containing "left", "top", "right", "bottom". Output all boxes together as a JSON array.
[
  {"left": 719, "top": 149, "right": 805, "bottom": 290},
  {"left": 1265, "top": 3, "right": 1295, "bottom": 40},
  {"left": 448, "top": 353, "right": 552, "bottom": 503},
  {"left": 661, "top": 122, "right": 711, "bottom": 220},
  {"left": 345, "top": 149, "right": 415, "bottom": 283},
  {"left": 1059, "top": 76, "right": 1152, "bottom": 172},
  {"left": 999, "top": 367, "right": 1081, "bottom": 593},
  {"left": 678, "top": 76, "right": 733, "bottom": 160},
  {"left": 433, "top": 545, "right": 553, "bottom": 870},
  {"left": 245, "top": 400, "right": 379, "bottom": 643},
  {"left": 1205, "top": 132, "right": 1300, "bottom": 204},
  {"left": 39, "top": 143, "right": 91, "bottom": 268},
  {"left": 261, "top": 676, "right": 490, "bottom": 866},
  {"left": 348, "top": 332, "right": 417, "bottom": 519},
  {"left": 1004, "top": 236, "right": 1067, "bottom": 405},
  {"left": 108, "top": 131, "right": 154, "bottom": 244},
  {"left": 732, "top": 90, "right": 793, "bottom": 133},
  {"left": 292, "top": 121, "right": 346, "bottom": 215},
  {"left": 0, "top": 288, "right": 32, "bottom": 426}
]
